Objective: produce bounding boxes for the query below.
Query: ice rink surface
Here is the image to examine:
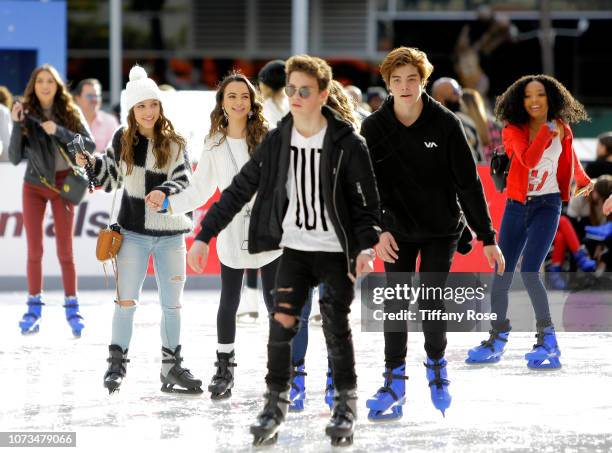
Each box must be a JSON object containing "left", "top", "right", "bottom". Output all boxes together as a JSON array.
[{"left": 1, "top": 290, "right": 611, "bottom": 453}]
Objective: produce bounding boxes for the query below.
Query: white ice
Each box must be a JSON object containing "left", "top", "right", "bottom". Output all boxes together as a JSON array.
[{"left": 0, "top": 290, "right": 611, "bottom": 453}]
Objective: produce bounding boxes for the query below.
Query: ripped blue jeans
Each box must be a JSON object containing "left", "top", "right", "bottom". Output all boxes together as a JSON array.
[{"left": 111, "top": 229, "right": 186, "bottom": 350}]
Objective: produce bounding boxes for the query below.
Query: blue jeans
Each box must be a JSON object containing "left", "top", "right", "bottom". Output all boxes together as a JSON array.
[
  {"left": 111, "top": 229, "right": 186, "bottom": 350},
  {"left": 491, "top": 193, "right": 562, "bottom": 330},
  {"left": 292, "top": 287, "right": 314, "bottom": 366}
]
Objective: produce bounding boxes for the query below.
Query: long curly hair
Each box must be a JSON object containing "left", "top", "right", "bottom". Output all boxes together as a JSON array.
[
  {"left": 209, "top": 72, "right": 268, "bottom": 155},
  {"left": 21, "top": 64, "right": 83, "bottom": 136},
  {"left": 326, "top": 80, "right": 358, "bottom": 128},
  {"left": 494, "top": 74, "right": 589, "bottom": 125},
  {"left": 122, "top": 103, "right": 186, "bottom": 175}
]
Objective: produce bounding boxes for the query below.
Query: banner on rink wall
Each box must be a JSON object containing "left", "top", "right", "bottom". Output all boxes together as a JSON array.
[{"left": 0, "top": 163, "right": 503, "bottom": 277}]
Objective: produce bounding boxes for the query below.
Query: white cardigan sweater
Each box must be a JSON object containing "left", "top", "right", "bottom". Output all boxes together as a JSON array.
[{"left": 169, "top": 132, "right": 281, "bottom": 269}]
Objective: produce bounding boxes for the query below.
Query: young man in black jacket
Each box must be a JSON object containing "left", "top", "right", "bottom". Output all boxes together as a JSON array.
[
  {"left": 360, "top": 47, "right": 505, "bottom": 419},
  {"left": 187, "top": 55, "right": 381, "bottom": 446}
]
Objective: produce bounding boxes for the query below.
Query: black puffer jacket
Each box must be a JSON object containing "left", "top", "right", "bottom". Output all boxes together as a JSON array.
[
  {"left": 9, "top": 115, "right": 95, "bottom": 187},
  {"left": 196, "top": 106, "right": 382, "bottom": 274}
]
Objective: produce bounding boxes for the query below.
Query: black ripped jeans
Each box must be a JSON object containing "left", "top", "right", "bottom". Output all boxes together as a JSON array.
[{"left": 265, "top": 248, "right": 356, "bottom": 392}]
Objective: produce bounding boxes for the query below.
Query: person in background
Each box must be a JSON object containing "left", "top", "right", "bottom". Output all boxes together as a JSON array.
[
  {"left": 432, "top": 77, "right": 483, "bottom": 163},
  {"left": 0, "top": 86, "right": 12, "bottom": 161},
  {"left": 344, "top": 85, "right": 371, "bottom": 122},
  {"left": 585, "top": 132, "right": 612, "bottom": 179},
  {"left": 74, "top": 78, "right": 119, "bottom": 152},
  {"left": 0, "top": 85, "right": 13, "bottom": 162},
  {"left": 366, "top": 86, "right": 387, "bottom": 112},
  {"left": 461, "top": 88, "right": 502, "bottom": 163},
  {"left": 258, "top": 59, "right": 289, "bottom": 128},
  {"left": 9, "top": 64, "right": 95, "bottom": 337}
]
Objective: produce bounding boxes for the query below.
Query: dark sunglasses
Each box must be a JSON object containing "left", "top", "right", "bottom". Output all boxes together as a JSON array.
[{"left": 284, "top": 85, "right": 314, "bottom": 99}]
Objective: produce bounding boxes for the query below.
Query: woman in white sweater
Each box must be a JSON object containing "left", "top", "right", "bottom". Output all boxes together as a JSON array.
[{"left": 158, "top": 72, "right": 283, "bottom": 400}]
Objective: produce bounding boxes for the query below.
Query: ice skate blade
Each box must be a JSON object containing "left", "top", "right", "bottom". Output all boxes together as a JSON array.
[
  {"left": 210, "top": 389, "right": 232, "bottom": 400},
  {"left": 526, "top": 359, "right": 562, "bottom": 370},
  {"left": 236, "top": 312, "right": 259, "bottom": 323},
  {"left": 160, "top": 384, "right": 204, "bottom": 395},
  {"left": 104, "top": 382, "right": 121, "bottom": 395},
  {"left": 327, "top": 432, "right": 353, "bottom": 447},
  {"left": 465, "top": 356, "right": 501, "bottom": 365},
  {"left": 20, "top": 327, "right": 40, "bottom": 335},
  {"left": 367, "top": 405, "right": 403, "bottom": 422},
  {"left": 251, "top": 429, "right": 278, "bottom": 447},
  {"left": 288, "top": 399, "right": 304, "bottom": 412}
]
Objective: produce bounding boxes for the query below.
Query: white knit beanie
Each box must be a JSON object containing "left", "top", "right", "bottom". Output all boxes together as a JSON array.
[{"left": 124, "top": 65, "right": 162, "bottom": 112}]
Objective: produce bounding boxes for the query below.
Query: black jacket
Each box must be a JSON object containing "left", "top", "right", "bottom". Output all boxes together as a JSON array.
[
  {"left": 9, "top": 115, "right": 95, "bottom": 187},
  {"left": 360, "top": 93, "right": 496, "bottom": 245},
  {"left": 196, "top": 106, "right": 382, "bottom": 274}
]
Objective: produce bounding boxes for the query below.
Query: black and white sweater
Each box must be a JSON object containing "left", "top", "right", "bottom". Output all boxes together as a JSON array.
[{"left": 93, "top": 127, "right": 193, "bottom": 236}]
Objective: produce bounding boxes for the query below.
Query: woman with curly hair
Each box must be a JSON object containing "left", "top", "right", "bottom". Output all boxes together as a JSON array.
[
  {"left": 466, "top": 74, "right": 593, "bottom": 369},
  {"left": 76, "top": 65, "right": 202, "bottom": 395},
  {"left": 9, "top": 64, "right": 95, "bottom": 337},
  {"left": 159, "top": 71, "right": 283, "bottom": 400}
]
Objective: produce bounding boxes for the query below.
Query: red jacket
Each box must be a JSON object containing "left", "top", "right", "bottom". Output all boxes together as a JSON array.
[{"left": 502, "top": 121, "right": 591, "bottom": 203}]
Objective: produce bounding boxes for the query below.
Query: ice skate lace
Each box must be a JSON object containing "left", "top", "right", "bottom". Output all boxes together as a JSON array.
[
  {"left": 290, "top": 367, "right": 307, "bottom": 392},
  {"left": 163, "top": 354, "right": 195, "bottom": 378},
  {"left": 212, "top": 357, "right": 237, "bottom": 382},
  {"left": 377, "top": 369, "right": 408, "bottom": 402},
  {"left": 62, "top": 303, "right": 84, "bottom": 321},
  {"left": 22, "top": 301, "right": 44, "bottom": 321},
  {"left": 424, "top": 361, "right": 450, "bottom": 389},
  {"left": 532, "top": 331, "right": 553, "bottom": 352},
  {"left": 260, "top": 392, "right": 291, "bottom": 423},
  {"left": 106, "top": 356, "right": 129, "bottom": 375},
  {"left": 331, "top": 392, "right": 357, "bottom": 422},
  {"left": 481, "top": 329, "right": 508, "bottom": 351}
]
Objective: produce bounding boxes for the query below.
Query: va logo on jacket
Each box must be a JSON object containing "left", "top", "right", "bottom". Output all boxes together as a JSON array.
[{"left": 424, "top": 141, "right": 438, "bottom": 149}]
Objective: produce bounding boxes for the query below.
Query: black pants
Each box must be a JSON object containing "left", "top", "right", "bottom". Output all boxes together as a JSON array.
[
  {"left": 383, "top": 236, "right": 458, "bottom": 368},
  {"left": 218, "top": 258, "right": 278, "bottom": 344},
  {"left": 245, "top": 268, "right": 258, "bottom": 289},
  {"left": 265, "top": 248, "right": 356, "bottom": 392}
]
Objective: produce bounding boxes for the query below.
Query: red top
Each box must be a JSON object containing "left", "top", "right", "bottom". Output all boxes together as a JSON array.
[{"left": 502, "top": 121, "right": 591, "bottom": 203}]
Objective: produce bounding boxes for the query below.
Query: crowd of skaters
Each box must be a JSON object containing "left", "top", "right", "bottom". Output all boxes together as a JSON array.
[{"left": 1, "top": 45, "right": 611, "bottom": 446}]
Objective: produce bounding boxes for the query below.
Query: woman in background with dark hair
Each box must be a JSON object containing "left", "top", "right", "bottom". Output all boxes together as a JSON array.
[
  {"left": 467, "top": 74, "right": 593, "bottom": 369},
  {"left": 9, "top": 64, "right": 95, "bottom": 337},
  {"left": 164, "top": 71, "right": 282, "bottom": 400}
]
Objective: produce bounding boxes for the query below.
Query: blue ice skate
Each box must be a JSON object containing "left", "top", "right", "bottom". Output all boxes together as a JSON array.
[
  {"left": 289, "top": 364, "right": 306, "bottom": 412},
  {"left": 573, "top": 247, "right": 597, "bottom": 272},
  {"left": 546, "top": 264, "right": 567, "bottom": 290},
  {"left": 424, "top": 357, "right": 451, "bottom": 416},
  {"left": 466, "top": 329, "right": 510, "bottom": 364},
  {"left": 64, "top": 297, "right": 85, "bottom": 337},
  {"left": 18, "top": 295, "right": 44, "bottom": 335},
  {"left": 366, "top": 364, "right": 407, "bottom": 421},
  {"left": 324, "top": 367, "right": 334, "bottom": 410},
  {"left": 525, "top": 326, "right": 561, "bottom": 369}
]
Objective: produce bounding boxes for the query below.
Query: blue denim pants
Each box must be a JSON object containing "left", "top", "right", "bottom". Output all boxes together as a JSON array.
[
  {"left": 111, "top": 229, "right": 186, "bottom": 350},
  {"left": 491, "top": 193, "right": 562, "bottom": 330}
]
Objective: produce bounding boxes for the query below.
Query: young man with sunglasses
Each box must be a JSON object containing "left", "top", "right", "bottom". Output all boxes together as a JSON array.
[
  {"left": 187, "top": 55, "right": 381, "bottom": 446},
  {"left": 360, "top": 47, "right": 504, "bottom": 419}
]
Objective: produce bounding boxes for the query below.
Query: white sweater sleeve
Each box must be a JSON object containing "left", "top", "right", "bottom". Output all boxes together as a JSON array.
[{"left": 168, "top": 144, "right": 217, "bottom": 215}]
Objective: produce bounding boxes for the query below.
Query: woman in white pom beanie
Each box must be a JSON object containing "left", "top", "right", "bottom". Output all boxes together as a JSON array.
[{"left": 76, "top": 65, "right": 203, "bottom": 395}]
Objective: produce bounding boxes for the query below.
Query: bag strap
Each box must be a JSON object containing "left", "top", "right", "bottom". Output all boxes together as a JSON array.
[{"left": 107, "top": 154, "right": 123, "bottom": 227}]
